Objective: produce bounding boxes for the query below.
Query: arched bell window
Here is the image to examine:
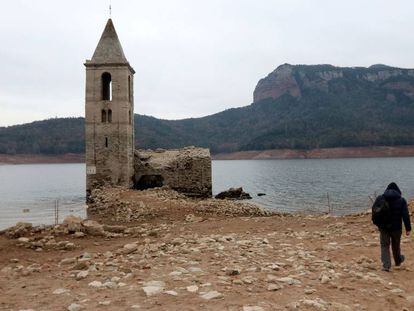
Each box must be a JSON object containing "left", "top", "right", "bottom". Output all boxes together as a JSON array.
[{"left": 102, "top": 72, "right": 112, "bottom": 101}]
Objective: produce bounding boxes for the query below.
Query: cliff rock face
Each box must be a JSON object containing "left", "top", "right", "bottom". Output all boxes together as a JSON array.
[
  {"left": 253, "top": 64, "right": 414, "bottom": 102},
  {"left": 253, "top": 64, "right": 302, "bottom": 102}
]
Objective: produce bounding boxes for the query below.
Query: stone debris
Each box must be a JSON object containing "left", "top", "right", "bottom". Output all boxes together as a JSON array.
[
  {"left": 304, "top": 288, "right": 317, "bottom": 295},
  {"left": 52, "top": 288, "right": 70, "bottom": 295},
  {"left": 186, "top": 285, "right": 199, "bottom": 293},
  {"left": 85, "top": 186, "right": 274, "bottom": 223},
  {"left": 17, "top": 237, "right": 30, "bottom": 243},
  {"left": 1, "top": 215, "right": 133, "bottom": 252},
  {"left": 81, "top": 220, "right": 105, "bottom": 237},
  {"left": 301, "top": 298, "right": 329, "bottom": 310},
  {"left": 194, "top": 199, "right": 272, "bottom": 217},
  {"left": 88, "top": 280, "right": 103, "bottom": 289},
  {"left": 60, "top": 257, "right": 76, "bottom": 265},
  {"left": 67, "top": 303, "right": 82, "bottom": 311},
  {"left": 267, "top": 283, "right": 282, "bottom": 291},
  {"left": 122, "top": 242, "right": 138, "bottom": 254},
  {"left": 200, "top": 291, "right": 224, "bottom": 300},
  {"left": 63, "top": 215, "right": 83, "bottom": 233},
  {"left": 73, "top": 232, "right": 85, "bottom": 238},
  {"left": 2, "top": 222, "right": 33, "bottom": 238},
  {"left": 142, "top": 281, "right": 166, "bottom": 297},
  {"left": 98, "top": 301, "right": 111, "bottom": 306},
  {"left": 76, "top": 270, "right": 89, "bottom": 280},
  {"left": 276, "top": 277, "right": 301, "bottom": 285},
  {"left": 185, "top": 214, "right": 203, "bottom": 223}
]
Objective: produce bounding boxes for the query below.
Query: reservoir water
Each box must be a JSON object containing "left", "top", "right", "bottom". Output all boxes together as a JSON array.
[{"left": 1, "top": 157, "right": 414, "bottom": 229}]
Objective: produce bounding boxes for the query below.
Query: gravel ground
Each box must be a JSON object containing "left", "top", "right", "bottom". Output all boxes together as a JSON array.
[{"left": 1, "top": 189, "right": 413, "bottom": 311}]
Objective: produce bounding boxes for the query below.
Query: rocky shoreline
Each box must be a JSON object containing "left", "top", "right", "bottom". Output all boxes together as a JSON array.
[
  {"left": 213, "top": 146, "right": 414, "bottom": 160},
  {"left": 2, "top": 145, "right": 414, "bottom": 165},
  {"left": 1, "top": 189, "right": 414, "bottom": 310},
  {"left": 0, "top": 153, "right": 84, "bottom": 165}
]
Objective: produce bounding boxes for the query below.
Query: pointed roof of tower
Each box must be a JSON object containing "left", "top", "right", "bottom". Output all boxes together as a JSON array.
[{"left": 91, "top": 19, "right": 128, "bottom": 64}]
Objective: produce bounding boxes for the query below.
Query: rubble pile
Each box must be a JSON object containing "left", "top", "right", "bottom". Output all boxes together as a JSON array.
[
  {"left": 194, "top": 199, "right": 272, "bottom": 217},
  {"left": 87, "top": 186, "right": 274, "bottom": 222},
  {"left": 0, "top": 216, "right": 168, "bottom": 254},
  {"left": 87, "top": 187, "right": 190, "bottom": 222},
  {"left": 2, "top": 217, "right": 109, "bottom": 238}
]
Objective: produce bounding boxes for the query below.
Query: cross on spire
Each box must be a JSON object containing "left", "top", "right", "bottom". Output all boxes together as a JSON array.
[{"left": 109, "top": 1, "right": 112, "bottom": 18}]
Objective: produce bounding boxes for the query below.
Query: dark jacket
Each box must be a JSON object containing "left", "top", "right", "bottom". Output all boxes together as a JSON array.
[{"left": 379, "top": 188, "right": 412, "bottom": 232}]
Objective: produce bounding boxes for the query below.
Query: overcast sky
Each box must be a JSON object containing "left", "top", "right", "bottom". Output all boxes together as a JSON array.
[{"left": 1, "top": 0, "right": 414, "bottom": 126}]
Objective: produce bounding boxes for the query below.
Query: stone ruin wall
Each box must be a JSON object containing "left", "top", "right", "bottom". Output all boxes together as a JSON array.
[{"left": 133, "top": 147, "right": 212, "bottom": 198}]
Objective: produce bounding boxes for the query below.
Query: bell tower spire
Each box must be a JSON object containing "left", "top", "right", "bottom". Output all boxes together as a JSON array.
[{"left": 84, "top": 18, "right": 135, "bottom": 200}]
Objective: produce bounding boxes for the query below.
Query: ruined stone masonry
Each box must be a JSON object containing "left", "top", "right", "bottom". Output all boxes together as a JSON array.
[
  {"left": 134, "top": 147, "right": 212, "bottom": 198},
  {"left": 84, "top": 19, "right": 212, "bottom": 202}
]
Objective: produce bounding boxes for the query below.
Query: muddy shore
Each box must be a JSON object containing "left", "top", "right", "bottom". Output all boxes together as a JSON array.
[
  {"left": 1, "top": 188, "right": 414, "bottom": 311},
  {"left": 213, "top": 146, "right": 414, "bottom": 160},
  {"left": 2, "top": 146, "right": 414, "bottom": 164},
  {"left": 0, "top": 153, "right": 84, "bottom": 165}
]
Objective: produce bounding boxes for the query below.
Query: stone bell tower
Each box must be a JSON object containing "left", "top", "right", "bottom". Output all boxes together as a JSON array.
[{"left": 84, "top": 19, "right": 135, "bottom": 199}]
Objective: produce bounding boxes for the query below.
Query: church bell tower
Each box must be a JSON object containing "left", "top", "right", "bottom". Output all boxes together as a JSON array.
[{"left": 84, "top": 19, "right": 135, "bottom": 198}]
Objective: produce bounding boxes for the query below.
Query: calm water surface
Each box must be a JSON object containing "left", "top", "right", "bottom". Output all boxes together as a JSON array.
[
  {"left": 0, "top": 164, "right": 86, "bottom": 230},
  {"left": 213, "top": 158, "right": 414, "bottom": 214},
  {"left": 1, "top": 157, "right": 414, "bottom": 229}
]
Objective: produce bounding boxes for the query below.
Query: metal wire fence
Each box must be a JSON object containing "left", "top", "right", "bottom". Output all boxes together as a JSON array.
[{"left": 0, "top": 198, "right": 87, "bottom": 230}]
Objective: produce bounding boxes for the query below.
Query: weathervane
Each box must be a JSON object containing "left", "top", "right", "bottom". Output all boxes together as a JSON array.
[{"left": 109, "top": 1, "right": 112, "bottom": 18}]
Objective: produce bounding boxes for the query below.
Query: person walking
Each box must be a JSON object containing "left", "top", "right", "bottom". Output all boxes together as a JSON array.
[{"left": 372, "top": 182, "right": 411, "bottom": 271}]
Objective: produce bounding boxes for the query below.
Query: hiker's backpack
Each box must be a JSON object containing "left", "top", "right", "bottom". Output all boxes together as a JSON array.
[{"left": 372, "top": 195, "right": 392, "bottom": 229}]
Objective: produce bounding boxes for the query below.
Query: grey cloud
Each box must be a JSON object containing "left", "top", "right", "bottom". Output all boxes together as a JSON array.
[{"left": 1, "top": 0, "right": 414, "bottom": 126}]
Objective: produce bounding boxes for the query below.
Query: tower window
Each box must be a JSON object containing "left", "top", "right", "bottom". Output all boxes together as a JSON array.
[
  {"left": 128, "top": 76, "right": 131, "bottom": 102},
  {"left": 129, "top": 110, "right": 131, "bottom": 125},
  {"left": 101, "top": 109, "right": 107, "bottom": 123},
  {"left": 105, "top": 137, "right": 108, "bottom": 148},
  {"left": 108, "top": 109, "right": 112, "bottom": 123},
  {"left": 102, "top": 72, "right": 112, "bottom": 101}
]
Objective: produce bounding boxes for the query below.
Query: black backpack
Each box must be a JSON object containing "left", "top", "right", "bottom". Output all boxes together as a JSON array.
[{"left": 372, "top": 195, "right": 392, "bottom": 229}]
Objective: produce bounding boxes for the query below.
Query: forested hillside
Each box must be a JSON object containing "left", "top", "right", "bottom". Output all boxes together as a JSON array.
[{"left": 1, "top": 64, "right": 414, "bottom": 155}]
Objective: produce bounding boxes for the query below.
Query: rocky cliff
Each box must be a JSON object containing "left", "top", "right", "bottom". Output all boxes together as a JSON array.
[{"left": 253, "top": 63, "right": 414, "bottom": 102}]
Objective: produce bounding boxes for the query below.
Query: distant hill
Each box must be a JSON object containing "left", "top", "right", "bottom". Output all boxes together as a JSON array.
[{"left": 1, "top": 63, "right": 414, "bottom": 155}]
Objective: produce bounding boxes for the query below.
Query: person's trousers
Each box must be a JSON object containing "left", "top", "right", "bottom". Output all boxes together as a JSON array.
[{"left": 379, "top": 229, "right": 403, "bottom": 269}]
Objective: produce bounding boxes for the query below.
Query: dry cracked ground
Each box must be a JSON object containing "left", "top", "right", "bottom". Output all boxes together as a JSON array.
[{"left": 1, "top": 189, "right": 414, "bottom": 311}]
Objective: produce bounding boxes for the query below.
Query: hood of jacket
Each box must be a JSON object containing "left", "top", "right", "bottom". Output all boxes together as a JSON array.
[{"left": 384, "top": 189, "right": 401, "bottom": 202}]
